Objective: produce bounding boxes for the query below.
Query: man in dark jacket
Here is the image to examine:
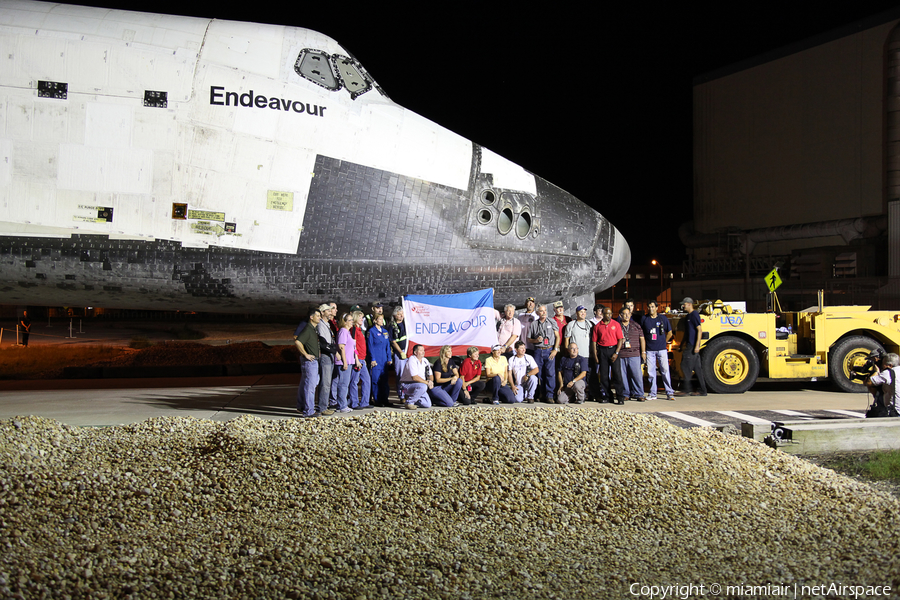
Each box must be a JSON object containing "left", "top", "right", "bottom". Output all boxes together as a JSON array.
[{"left": 676, "top": 297, "right": 707, "bottom": 396}]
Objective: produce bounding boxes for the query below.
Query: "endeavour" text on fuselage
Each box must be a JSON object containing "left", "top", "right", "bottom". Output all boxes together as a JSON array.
[{"left": 209, "top": 86, "right": 326, "bottom": 116}]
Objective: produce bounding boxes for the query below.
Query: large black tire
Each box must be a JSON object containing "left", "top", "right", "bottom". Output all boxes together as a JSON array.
[
  {"left": 701, "top": 336, "right": 760, "bottom": 394},
  {"left": 829, "top": 335, "right": 884, "bottom": 393}
]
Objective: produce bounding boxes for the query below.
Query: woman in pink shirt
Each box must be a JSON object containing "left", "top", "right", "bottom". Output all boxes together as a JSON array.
[{"left": 334, "top": 313, "right": 358, "bottom": 413}]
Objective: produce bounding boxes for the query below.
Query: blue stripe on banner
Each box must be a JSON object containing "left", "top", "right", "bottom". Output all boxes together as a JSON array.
[{"left": 404, "top": 288, "right": 493, "bottom": 310}]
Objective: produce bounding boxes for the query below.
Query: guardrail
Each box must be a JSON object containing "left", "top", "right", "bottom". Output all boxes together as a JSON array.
[{"left": 0, "top": 319, "right": 89, "bottom": 346}]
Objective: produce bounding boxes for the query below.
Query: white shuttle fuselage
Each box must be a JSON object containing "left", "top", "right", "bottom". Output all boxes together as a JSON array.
[{"left": 0, "top": 1, "right": 630, "bottom": 313}]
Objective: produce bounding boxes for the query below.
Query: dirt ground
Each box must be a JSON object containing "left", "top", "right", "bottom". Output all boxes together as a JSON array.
[
  {"left": 0, "top": 319, "right": 302, "bottom": 379},
  {"left": 89, "top": 341, "right": 297, "bottom": 368}
]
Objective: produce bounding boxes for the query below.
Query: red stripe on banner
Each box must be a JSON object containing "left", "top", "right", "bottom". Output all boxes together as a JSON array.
[{"left": 412, "top": 343, "right": 493, "bottom": 358}]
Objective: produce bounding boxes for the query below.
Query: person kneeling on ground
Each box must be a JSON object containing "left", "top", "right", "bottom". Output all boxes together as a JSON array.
[
  {"left": 459, "top": 346, "right": 485, "bottom": 405},
  {"left": 431, "top": 345, "right": 463, "bottom": 406},
  {"left": 557, "top": 342, "right": 588, "bottom": 404},
  {"left": 400, "top": 344, "right": 433, "bottom": 409},
  {"left": 484, "top": 344, "right": 516, "bottom": 404},
  {"left": 508, "top": 341, "right": 538, "bottom": 403}
]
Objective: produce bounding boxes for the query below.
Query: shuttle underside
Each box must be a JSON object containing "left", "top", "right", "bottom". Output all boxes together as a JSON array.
[{"left": 0, "top": 149, "right": 628, "bottom": 312}]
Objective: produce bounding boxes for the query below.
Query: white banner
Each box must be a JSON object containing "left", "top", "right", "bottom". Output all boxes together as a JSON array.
[{"left": 403, "top": 288, "right": 496, "bottom": 357}]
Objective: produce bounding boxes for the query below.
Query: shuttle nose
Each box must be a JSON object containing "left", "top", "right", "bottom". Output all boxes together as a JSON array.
[
  {"left": 606, "top": 227, "right": 631, "bottom": 286},
  {"left": 467, "top": 147, "right": 629, "bottom": 297}
]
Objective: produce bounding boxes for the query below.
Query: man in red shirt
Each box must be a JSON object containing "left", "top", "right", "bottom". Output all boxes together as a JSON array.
[
  {"left": 552, "top": 301, "right": 570, "bottom": 339},
  {"left": 591, "top": 307, "right": 625, "bottom": 404}
]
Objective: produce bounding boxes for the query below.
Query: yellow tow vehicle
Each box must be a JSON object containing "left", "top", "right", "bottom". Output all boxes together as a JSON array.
[{"left": 668, "top": 293, "right": 900, "bottom": 394}]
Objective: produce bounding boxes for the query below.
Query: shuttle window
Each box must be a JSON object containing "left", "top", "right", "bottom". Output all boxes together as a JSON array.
[
  {"left": 295, "top": 50, "right": 375, "bottom": 99},
  {"left": 333, "top": 56, "right": 372, "bottom": 98},
  {"left": 296, "top": 50, "right": 339, "bottom": 90},
  {"left": 498, "top": 208, "right": 514, "bottom": 235}
]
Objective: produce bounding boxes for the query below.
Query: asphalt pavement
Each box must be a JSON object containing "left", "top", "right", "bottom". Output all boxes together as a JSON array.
[
  {"left": 0, "top": 373, "right": 873, "bottom": 429},
  {"left": 0, "top": 318, "right": 876, "bottom": 430}
]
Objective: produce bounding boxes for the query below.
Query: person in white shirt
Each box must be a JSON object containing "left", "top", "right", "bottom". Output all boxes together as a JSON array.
[
  {"left": 400, "top": 344, "right": 433, "bottom": 409},
  {"left": 564, "top": 305, "right": 592, "bottom": 360},
  {"left": 497, "top": 303, "right": 522, "bottom": 357},
  {"left": 508, "top": 341, "right": 539, "bottom": 403},
  {"left": 517, "top": 297, "right": 538, "bottom": 351}
]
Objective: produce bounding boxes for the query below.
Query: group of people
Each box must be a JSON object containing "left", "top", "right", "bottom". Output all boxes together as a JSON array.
[
  {"left": 292, "top": 301, "right": 397, "bottom": 418},
  {"left": 292, "top": 296, "right": 709, "bottom": 417},
  {"left": 507, "top": 296, "right": 706, "bottom": 406}
]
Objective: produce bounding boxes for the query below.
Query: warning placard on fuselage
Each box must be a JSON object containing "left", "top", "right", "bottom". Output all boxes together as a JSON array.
[
  {"left": 187, "top": 210, "right": 225, "bottom": 222},
  {"left": 267, "top": 191, "right": 294, "bottom": 211}
]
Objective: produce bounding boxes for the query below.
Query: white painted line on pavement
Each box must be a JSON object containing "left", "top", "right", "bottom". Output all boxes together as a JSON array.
[
  {"left": 659, "top": 411, "right": 719, "bottom": 427},
  {"left": 770, "top": 409, "right": 814, "bottom": 420},
  {"left": 715, "top": 410, "right": 772, "bottom": 424},
  {"left": 825, "top": 409, "right": 866, "bottom": 418}
]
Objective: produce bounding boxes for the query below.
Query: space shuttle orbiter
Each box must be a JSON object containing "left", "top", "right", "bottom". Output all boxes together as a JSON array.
[{"left": 0, "top": 1, "right": 630, "bottom": 313}]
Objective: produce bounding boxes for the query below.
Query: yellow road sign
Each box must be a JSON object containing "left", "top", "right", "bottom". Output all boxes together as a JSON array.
[{"left": 765, "top": 268, "right": 782, "bottom": 292}]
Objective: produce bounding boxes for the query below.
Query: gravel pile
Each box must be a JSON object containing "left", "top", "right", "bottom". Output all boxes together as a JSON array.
[{"left": 1, "top": 409, "right": 898, "bottom": 598}]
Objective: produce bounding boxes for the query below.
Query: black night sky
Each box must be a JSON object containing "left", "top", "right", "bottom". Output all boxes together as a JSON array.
[{"left": 52, "top": 2, "right": 900, "bottom": 273}]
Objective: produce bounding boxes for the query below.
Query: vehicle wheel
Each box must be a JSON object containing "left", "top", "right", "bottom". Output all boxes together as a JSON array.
[
  {"left": 701, "top": 336, "right": 760, "bottom": 394},
  {"left": 829, "top": 335, "right": 884, "bottom": 393}
]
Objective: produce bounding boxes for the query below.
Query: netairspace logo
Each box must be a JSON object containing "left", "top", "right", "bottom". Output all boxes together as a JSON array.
[{"left": 629, "top": 581, "right": 892, "bottom": 599}]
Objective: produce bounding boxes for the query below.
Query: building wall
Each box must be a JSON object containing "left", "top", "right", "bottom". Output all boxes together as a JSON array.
[{"left": 693, "top": 20, "right": 898, "bottom": 234}]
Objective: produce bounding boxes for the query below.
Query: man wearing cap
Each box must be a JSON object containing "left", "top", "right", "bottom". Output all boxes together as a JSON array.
[
  {"left": 315, "top": 303, "right": 338, "bottom": 414},
  {"left": 552, "top": 301, "right": 570, "bottom": 341},
  {"left": 564, "top": 305, "right": 592, "bottom": 399},
  {"left": 677, "top": 297, "right": 708, "bottom": 396},
  {"left": 294, "top": 307, "right": 322, "bottom": 417},
  {"left": 564, "top": 305, "right": 592, "bottom": 363},
  {"left": 591, "top": 307, "right": 625, "bottom": 404},
  {"left": 517, "top": 297, "right": 538, "bottom": 352},
  {"left": 527, "top": 304, "right": 560, "bottom": 402},
  {"left": 497, "top": 303, "right": 522, "bottom": 358}
]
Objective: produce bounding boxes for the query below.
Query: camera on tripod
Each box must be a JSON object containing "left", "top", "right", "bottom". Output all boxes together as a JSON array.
[{"left": 849, "top": 349, "right": 883, "bottom": 383}]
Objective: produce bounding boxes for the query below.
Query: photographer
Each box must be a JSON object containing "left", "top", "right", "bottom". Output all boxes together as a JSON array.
[{"left": 867, "top": 351, "right": 900, "bottom": 418}]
